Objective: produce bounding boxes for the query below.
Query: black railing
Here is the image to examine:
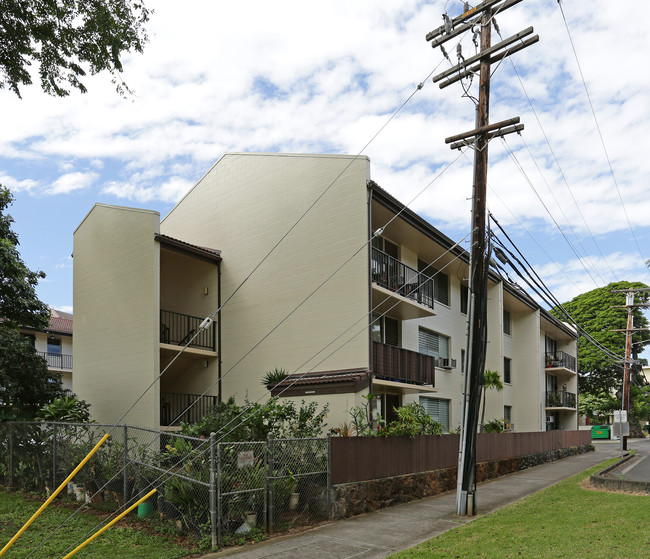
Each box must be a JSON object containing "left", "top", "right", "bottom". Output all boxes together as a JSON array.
[
  {"left": 37, "top": 352, "right": 73, "bottom": 370},
  {"left": 545, "top": 351, "right": 576, "bottom": 372},
  {"left": 160, "top": 392, "right": 219, "bottom": 426},
  {"left": 371, "top": 248, "right": 435, "bottom": 310},
  {"left": 160, "top": 309, "right": 215, "bottom": 351},
  {"left": 546, "top": 390, "right": 576, "bottom": 409},
  {"left": 372, "top": 342, "right": 435, "bottom": 385}
]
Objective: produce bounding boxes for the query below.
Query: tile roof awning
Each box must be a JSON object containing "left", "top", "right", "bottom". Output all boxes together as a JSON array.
[{"left": 269, "top": 368, "right": 371, "bottom": 397}]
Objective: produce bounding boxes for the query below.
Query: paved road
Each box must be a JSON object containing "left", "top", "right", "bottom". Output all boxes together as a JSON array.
[
  {"left": 202, "top": 443, "right": 623, "bottom": 559},
  {"left": 613, "top": 438, "right": 650, "bottom": 482}
]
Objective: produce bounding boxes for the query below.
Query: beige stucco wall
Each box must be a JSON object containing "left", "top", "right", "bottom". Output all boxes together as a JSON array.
[
  {"left": 512, "top": 309, "right": 542, "bottom": 432},
  {"left": 161, "top": 154, "right": 371, "bottom": 421},
  {"left": 73, "top": 204, "right": 161, "bottom": 428}
]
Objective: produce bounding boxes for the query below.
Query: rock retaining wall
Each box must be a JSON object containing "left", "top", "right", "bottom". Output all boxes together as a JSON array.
[{"left": 331, "top": 444, "right": 593, "bottom": 519}]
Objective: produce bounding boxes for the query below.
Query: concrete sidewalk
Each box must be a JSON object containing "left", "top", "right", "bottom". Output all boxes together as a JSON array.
[{"left": 201, "top": 442, "right": 624, "bottom": 559}]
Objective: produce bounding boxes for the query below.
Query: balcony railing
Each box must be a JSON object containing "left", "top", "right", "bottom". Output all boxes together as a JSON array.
[
  {"left": 373, "top": 341, "right": 435, "bottom": 386},
  {"left": 160, "top": 392, "right": 219, "bottom": 426},
  {"left": 546, "top": 390, "right": 577, "bottom": 409},
  {"left": 371, "top": 248, "right": 435, "bottom": 310},
  {"left": 160, "top": 309, "right": 215, "bottom": 351},
  {"left": 545, "top": 351, "right": 576, "bottom": 372},
  {"left": 37, "top": 351, "right": 73, "bottom": 370}
]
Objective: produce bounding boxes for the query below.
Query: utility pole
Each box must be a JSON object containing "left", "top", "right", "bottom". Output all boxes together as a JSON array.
[
  {"left": 611, "top": 287, "right": 650, "bottom": 451},
  {"left": 426, "top": 1, "right": 538, "bottom": 516}
]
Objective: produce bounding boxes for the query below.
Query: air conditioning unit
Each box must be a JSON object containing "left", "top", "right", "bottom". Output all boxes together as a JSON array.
[
  {"left": 437, "top": 358, "right": 456, "bottom": 369},
  {"left": 546, "top": 416, "right": 554, "bottom": 423}
]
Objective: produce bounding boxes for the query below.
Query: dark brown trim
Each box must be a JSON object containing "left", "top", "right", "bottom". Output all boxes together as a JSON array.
[{"left": 155, "top": 234, "right": 222, "bottom": 264}]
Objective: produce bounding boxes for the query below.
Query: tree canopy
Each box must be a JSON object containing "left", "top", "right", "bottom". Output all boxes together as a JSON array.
[
  {"left": 1, "top": 0, "right": 150, "bottom": 98},
  {"left": 552, "top": 281, "right": 650, "bottom": 396},
  {"left": 1, "top": 185, "right": 64, "bottom": 419}
]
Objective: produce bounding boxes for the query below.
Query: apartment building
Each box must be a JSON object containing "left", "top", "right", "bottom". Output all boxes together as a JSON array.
[
  {"left": 21, "top": 309, "right": 74, "bottom": 393},
  {"left": 73, "top": 153, "right": 578, "bottom": 431}
]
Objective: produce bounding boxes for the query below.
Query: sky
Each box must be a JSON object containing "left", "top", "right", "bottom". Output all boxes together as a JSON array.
[{"left": 2, "top": 0, "right": 649, "bottom": 339}]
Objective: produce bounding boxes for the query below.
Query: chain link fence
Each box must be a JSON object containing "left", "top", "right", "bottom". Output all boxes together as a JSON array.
[{"left": 0, "top": 422, "right": 330, "bottom": 547}]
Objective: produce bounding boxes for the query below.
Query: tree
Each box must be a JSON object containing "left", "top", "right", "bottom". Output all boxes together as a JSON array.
[
  {"left": 480, "top": 369, "right": 504, "bottom": 432},
  {"left": 1, "top": 185, "right": 65, "bottom": 419},
  {"left": 1, "top": 0, "right": 150, "bottom": 98},
  {"left": 551, "top": 281, "right": 650, "bottom": 396}
]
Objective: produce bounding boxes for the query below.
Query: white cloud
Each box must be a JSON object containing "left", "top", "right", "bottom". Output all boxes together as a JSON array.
[
  {"left": 47, "top": 172, "right": 98, "bottom": 195},
  {"left": 0, "top": 173, "right": 39, "bottom": 192}
]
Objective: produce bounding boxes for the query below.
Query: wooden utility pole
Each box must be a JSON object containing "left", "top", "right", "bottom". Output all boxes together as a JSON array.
[
  {"left": 611, "top": 287, "right": 650, "bottom": 450},
  {"left": 426, "top": 0, "right": 538, "bottom": 516}
]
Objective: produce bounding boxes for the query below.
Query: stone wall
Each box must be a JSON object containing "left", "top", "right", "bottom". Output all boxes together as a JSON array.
[{"left": 331, "top": 444, "right": 593, "bottom": 519}]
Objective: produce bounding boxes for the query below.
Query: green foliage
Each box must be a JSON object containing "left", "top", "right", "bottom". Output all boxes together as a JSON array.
[
  {"left": 551, "top": 281, "right": 650, "bottom": 396},
  {"left": 482, "top": 418, "right": 508, "bottom": 433},
  {"left": 261, "top": 367, "right": 289, "bottom": 387},
  {"left": 578, "top": 390, "right": 618, "bottom": 423},
  {"left": 0, "top": 186, "right": 50, "bottom": 330},
  {"left": 0, "top": 0, "right": 150, "bottom": 98},
  {"left": 377, "top": 403, "right": 444, "bottom": 437},
  {"left": 1, "top": 186, "right": 64, "bottom": 420},
  {"left": 36, "top": 395, "right": 92, "bottom": 423},
  {"left": 630, "top": 383, "right": 650, "bottom": 422},
  {"left": 347, "top": 393, "right": 378, "bottom": 436},
  {"left": 181, "top": 396, "right": 329, "bottom": 441},
  {"left": 0, "top": 329, "right": 64, "bottom": 420},
  {"left": 480, "top": 369, "right": 504, "bottom": 432}
]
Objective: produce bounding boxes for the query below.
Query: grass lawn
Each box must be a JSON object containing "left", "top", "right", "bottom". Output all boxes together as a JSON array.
[
  {"left": 390, "top": 458, "right": 649, "bottom": 559},
  {"left": 0, "top": 491, "right": 198, "bottom": 558}
]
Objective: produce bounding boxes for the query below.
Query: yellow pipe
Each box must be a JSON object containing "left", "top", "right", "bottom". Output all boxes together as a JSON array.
[
  {"left": 61, "top": 488, "right": 157, "bottom": 559},
  {"left": 0, "top": 433, "right": 110, "bottom": 557}
]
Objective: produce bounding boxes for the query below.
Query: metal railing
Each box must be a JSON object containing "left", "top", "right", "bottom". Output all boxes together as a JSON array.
[
  {"left": 545, "top": 390, "right": 577, "bottom": 409},
  {"left": 160, "top": 309, "right": 216, "bottom": 350},
  {"left": 545, "top": 351, "right": 576, "bottom": 372},
  {"left": 160, "top": 392, "right": 219, "bottom": 426},
  {"left": 373, "top": 342, "right": 435, "bottom": 385},
  {"left": 371, "top": 248, "right": 435, "bottom": 310},
  {"left": 37, "top": 351, "right": 73, "bottom": 370}
]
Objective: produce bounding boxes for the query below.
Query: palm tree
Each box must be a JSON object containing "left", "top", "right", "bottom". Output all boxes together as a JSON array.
[{"left": 480, "top": 369, "right": 504, "bottom": 432}]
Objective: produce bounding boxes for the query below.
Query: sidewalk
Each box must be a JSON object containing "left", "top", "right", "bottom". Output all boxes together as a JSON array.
[{"left": 201, "top": 442, "right": 623, "bottom": 559}]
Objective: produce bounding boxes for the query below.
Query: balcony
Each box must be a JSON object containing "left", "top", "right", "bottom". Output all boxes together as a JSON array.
[
  {"left": 545, "top": 351, "right": 576, "bottom": 372},
  {"left": 372, "top": 341, "right": 435, "bottom": 386},
  {"left": 38, "top": 351, "right": 73, "bottom": 370},
  {"left": 160, "top": 309, "right": 215, "bottom": 351},
  {"left": 160, "top": 392, "right": 219, "bottom": 426},
  {"left": 546, "top": 390, "right": 577, "bottom": 409},
  {"left": 372, "top": 248, "right": 435, "bottom": 310}
]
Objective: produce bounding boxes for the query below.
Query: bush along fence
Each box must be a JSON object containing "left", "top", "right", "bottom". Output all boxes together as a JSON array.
[
  {"left": 0, "top": 422, "right": 329, "bottom": 548},
  {"left": 0, "top": 423, "right": 591, "bottom": 547}
]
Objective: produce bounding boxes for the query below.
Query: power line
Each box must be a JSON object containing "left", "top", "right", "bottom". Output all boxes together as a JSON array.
[{"left": 557, "top": 1, "right": 646, "bottom": 265}]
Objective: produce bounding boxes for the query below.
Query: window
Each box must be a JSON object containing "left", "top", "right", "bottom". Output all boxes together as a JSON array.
[
  {"left": 504, "top": 406, "right": 512, "bottom": 425},
  {"left": 503, "top": 357, "right": 511, "bottom": 384},
  {"left": 460, "top": 284, "right": 469, "bottom": 315},
  {"left": 418, "top": 260, "right": 449, "bottom": 306},
  {"left": 47, "top": 336, "right": 61, "bottom": 355},
  {"left": 503, "top": 309, "right": 511, "bottom": 335},
  {"left": 420, "top": 397, "right": 450, "bottom": 431},
  {"left": 461, "top": 349, "right": 466, "bottom": 374},
  {"left": 372, "top": 314, "right": 399, "bottom": 346},
  {"left": 545, "top": 335, "right": 557, "bottom": 354},
  {"left": 419, "top": 328, "right": 449, "bottom": 359},
  {"left": 373, "top": 236, "right": 399, "bottom": 259}
]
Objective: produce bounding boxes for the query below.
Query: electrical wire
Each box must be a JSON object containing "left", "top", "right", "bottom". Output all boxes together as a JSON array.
[
  {"left": 557, "top": 1, "right": 647, "bottom": 265},
  {"left": 493, "top": 20, "right": 620, "bottom": 284}
]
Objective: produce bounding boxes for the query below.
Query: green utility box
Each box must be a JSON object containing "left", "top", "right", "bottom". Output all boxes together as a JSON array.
[{"left": 591, "top": 425, "right": 610, "bottom": 439}]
